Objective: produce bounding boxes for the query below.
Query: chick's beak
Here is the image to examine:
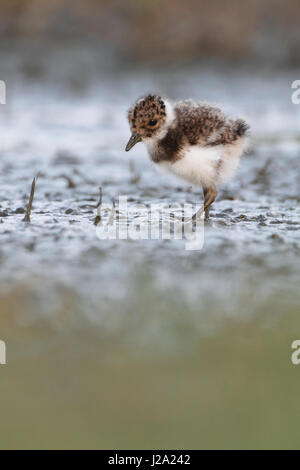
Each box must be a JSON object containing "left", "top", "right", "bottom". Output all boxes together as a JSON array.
[{"left": 125, "top": 133, "right": 142, "bottom": 152}]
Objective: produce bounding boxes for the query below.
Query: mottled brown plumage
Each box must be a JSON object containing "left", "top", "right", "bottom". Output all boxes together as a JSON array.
[
  {"left": 149, "top": 100, "right": 249, "bottom": 163},
  {"left": 126, "top": 94, "right": 250, "bottom": 218},
  {"left": 127, "top": 94, "right": 167, "bottom": 139}
]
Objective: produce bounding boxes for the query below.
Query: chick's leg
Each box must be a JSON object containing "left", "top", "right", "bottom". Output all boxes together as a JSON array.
[{"left": 203, "top": 184, "right": 218, "bottom": 220}]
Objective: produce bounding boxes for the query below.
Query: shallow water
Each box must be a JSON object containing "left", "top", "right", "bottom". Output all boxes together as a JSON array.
[
  {"left": 1, "top": 61, "right": 299, "bottom": 333},
  {"left": 0, "top": 47, "right": 300, "bottom": 448}
]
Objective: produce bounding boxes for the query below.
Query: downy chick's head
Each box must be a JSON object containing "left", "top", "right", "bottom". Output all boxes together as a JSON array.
[{"left": 126, "top": 94, "right": 170, "bottom": 151}]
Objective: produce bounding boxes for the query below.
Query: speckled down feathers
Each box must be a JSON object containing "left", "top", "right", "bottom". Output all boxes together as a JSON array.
[
  {"left": 156, "top": 100, "right": 250, "bottom": 161},
  {"left": 127, "top": 95, "right": 250, "bottom": 188},
  {"left": 128, "top": 94, "right": 167, "bottom": 139}
]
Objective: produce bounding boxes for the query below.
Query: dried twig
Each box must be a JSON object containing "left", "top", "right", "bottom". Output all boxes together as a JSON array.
[
  {"left": 252, "top": 158, "right": 272, "bottom": 185},
  {"left": 23, "top": 177, "right": 36, "bottom": 222},
  {"left": 74, "top": 168, "right": 96, "bottom": 185},
  {"left": 129, "top": 160, "right": 135, "bottom": 174},
  {"left": 58, "top": 174, "right": 76, "bottom": 188},
  {"left": 129, "top": 160, "right": 141, "bottom": 185},
  {"left": 93, "top": 187, "right": 102, "bottom": 226},
  {"left": 108, "top": 199, "right": 116, "bottom": 225}
]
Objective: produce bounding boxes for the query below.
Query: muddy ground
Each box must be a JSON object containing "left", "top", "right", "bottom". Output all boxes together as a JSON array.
[{"left": 0, "top": 45, "right": 299, "bottom": 448}]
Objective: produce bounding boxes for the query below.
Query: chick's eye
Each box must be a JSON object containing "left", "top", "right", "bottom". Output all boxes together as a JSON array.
[{"left": 149, "top": 119, "right": 157, "bottom": 126}]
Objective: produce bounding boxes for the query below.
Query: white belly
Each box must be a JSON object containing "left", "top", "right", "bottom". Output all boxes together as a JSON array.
[
  {"left": 158, "top": 145, "right": 221, "bottom": 187},
  {"left": 156, "top": 138, "right": 248, "bottom": 187}
]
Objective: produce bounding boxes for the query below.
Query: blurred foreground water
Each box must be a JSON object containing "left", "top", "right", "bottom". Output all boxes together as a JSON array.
[{"left": 0, "top": 44, "right": 300, "bottom": 448}]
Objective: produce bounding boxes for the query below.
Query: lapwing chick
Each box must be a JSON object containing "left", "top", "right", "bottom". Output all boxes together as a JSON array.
[{"left": 126, "top": 95, "right": 250, "bottom": 219}]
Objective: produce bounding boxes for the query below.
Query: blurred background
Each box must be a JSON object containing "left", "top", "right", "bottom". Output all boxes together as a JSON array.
[
  {"left": 1, "top": 0, "right": 300, "bottom": 66},
  {"left": 0, "top": 0, "right": 300, "bottom": 450}
]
